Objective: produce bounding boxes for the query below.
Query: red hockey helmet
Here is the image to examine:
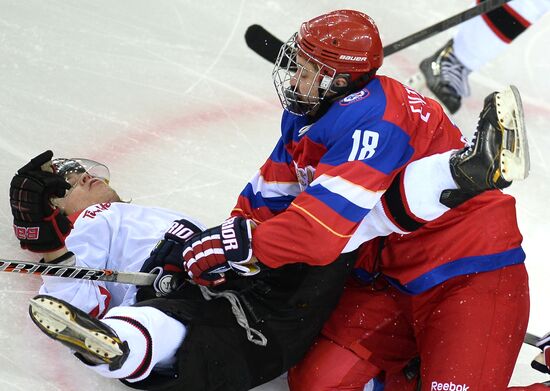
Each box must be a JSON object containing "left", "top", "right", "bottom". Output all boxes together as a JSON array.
[
  {"left": 298, "top": 10, "right": 383, "bottom": 81},
  {"left": 273, "top": 10, "right": 383, "bottom": 115}
]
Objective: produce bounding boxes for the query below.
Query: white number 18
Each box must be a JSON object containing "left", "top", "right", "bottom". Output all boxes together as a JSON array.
[{"left": 348, "top": 129, "right": 379, "bottom": 161}]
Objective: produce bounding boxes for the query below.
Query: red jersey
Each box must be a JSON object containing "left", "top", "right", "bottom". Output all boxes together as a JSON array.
[{"left": 233, "top": 75, "right": 524, "bottom": 294}]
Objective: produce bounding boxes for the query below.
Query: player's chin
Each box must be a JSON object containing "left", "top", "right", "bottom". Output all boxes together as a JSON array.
[
  {"left": 106, "top": 188, "right": 122, "bottom": 203},
  {"left": 93, "top": 186, "right": 120, "bottom": 204}
]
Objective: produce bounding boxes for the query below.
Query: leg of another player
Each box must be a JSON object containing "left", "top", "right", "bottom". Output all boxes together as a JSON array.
[
  {"left": 413, "top": 0, "right": 550, "bottom": 113},
  {"left": 454, "top": 0, "right": 550, "bottom": 72}
]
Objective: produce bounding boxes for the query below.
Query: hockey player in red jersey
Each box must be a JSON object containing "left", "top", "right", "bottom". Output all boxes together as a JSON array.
[
  {"left": 412, "top": 0, "right": 550, "bottom": 113},
  {"left": 256, "top": 10, "right": 535, "bottom": 391},
  {"left": 15, "top": 9, "right": 536, "bottom": 391},
  {"left": 150, "top": 10, "right": 532, "bottom": 391}
]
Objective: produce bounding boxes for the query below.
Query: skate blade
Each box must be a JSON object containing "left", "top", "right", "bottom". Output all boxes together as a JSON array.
[
  {"left": 496, "top": 85, "right": 530, "bottom": 181},
  {"left": 29, "top": 296, "right": 124, "bottom": 361}
]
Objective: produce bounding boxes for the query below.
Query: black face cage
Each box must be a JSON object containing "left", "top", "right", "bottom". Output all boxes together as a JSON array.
[{"left": 272, "top": 33, "right": 336, "bottom": 116}]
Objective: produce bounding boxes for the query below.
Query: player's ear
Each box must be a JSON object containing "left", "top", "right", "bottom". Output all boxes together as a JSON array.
[{"left": 333, "top": 75, "right": 349, "bottom": 88}]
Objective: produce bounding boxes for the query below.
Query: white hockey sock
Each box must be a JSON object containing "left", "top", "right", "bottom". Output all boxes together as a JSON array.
[
  {"left": 83, "top": 306, "right": 186, "bottom": 383},
  {"left": 454, "top": 0, "right": 550, "bottom": 71}
]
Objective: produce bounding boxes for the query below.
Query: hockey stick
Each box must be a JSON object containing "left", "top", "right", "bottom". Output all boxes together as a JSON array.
[
  {"left": 245, "top": 0, "right": 513, "bottom": 64},
  {"left": 0, "top": 259, "right": 156, "bottom": 286}
]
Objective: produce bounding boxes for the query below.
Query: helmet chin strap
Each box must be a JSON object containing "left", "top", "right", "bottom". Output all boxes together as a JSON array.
[{"left": 283, "top": 88, "right": 319, "bottom": 116}]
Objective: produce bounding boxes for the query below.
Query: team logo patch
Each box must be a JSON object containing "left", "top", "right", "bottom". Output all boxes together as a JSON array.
[
  {"left": 156, "top": 274, "right": 174, "bottom": 295},
  {"left": 340, "top": 89, "right": 370, "bottom": 106},
  {"left": 294, "top": 162, "right": 316, "bottom": 191}
]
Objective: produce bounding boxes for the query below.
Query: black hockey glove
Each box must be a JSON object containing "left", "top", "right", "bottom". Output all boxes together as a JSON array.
[
  {"left": 183, "top": 216, "right": 260, "bottom": 287},
  {"left": 140, "top": 218, "right": 203, "bottom": 295},
  {"left": 10, "top": 150, "right": 72, "bottom": 253}
]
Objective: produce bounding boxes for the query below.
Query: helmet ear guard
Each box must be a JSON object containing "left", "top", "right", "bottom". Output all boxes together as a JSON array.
[
  {"left": 327, "top": 73, "right": 351, "bottom": 95},
  {"left": 328, "top": 70, "right": 378, "bottom": 97}
]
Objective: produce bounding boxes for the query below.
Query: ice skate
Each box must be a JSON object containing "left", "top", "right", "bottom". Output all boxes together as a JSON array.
[
  {"left": 29, "top": 295, "right": 129, "bottom": 370},
  {"left": 449, "top": 85, "right": 530, "bottom": 193},
  {"left": 407, "top": 40, "right": 471, "bottom": 114}
]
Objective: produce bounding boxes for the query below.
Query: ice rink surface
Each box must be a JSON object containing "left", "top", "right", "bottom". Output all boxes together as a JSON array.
[{"left": 0, "top": 0, "right": 549, "bottom": 389}]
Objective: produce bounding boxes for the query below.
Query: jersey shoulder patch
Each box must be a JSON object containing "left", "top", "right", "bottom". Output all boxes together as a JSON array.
[{"left": 339, "top": 88, "right": 370, "bottom": 106}]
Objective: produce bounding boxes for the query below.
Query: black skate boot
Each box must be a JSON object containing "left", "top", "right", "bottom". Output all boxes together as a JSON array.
[
  {"left": 418, "top": 40, "right": 471, "bottom": 114},
  {"left": 29, "top": 295, "right": 130, "bottom": 370},
  {"left": 440, "top": 85, "right": 530, "bottom": 207}
]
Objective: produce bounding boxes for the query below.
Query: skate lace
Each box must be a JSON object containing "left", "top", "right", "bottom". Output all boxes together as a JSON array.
[
  {"left": 198, "top": 285, "right": 268, "bottom": 346},
  {"left": 458, "top": 131, "right": 477, "bottom": 158},
  {"left": 440, "top": 52, "right": 471, "bottom": 97}
]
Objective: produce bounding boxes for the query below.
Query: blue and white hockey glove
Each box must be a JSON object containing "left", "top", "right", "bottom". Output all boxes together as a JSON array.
[
  {"left": 140, "top": 218, "right": 203, "bottom": 295},
  {"left": 182, "top": 217, "right": 260, "bottom": 287}
]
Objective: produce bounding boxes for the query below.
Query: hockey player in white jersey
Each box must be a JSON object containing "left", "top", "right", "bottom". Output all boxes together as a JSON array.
[
  {"left": 11, "top": 151, "right": 357, "bottom": 388},
  {"left": 412, "top": 0, "right": 550, "bottom": 113},
  {"left": 11, "top": 154, "right": 205, "bottom": 317}
]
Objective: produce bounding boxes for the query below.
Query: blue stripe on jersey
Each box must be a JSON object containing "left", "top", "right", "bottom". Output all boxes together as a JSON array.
[
  {"left": 269, "top": 138, "right": 293, "bottom": 164},
  {"left": 366, "top": 121, "right": 414, "bottom": 174},
  {"left": 281, "top": 111, "right": 310, "bottom": 144},
  {"left": 319, "top": 121, "right": 414, "bottom": 175},
  {"left": 305, "top": 183, "right": 370, "bottom": 223},
  {"left": 240, "top": 183, "right": 294, "bottom": 212},
  {"left": 383, "top": 247, "right": 526, "bottom": 295},
  {"left": 372, "top": 378, "right": 385, "bottom": 391}
]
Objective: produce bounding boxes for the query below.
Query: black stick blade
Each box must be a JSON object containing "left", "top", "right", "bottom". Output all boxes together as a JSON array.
[{"left": 245, "top": 24, "right": 284, "bottom": 65}]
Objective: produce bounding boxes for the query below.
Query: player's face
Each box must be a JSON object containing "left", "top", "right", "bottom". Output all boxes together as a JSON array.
[
  {"left": 52, "top": 172, "right": 120, "bottom": 215},
  {"left": 290, "top": 54, "right": 321, "bottom": 102}
]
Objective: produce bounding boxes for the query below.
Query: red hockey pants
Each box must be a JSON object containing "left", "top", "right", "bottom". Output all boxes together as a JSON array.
[{"left": 289, "top": 264, "right": 530, "bottom": 391}]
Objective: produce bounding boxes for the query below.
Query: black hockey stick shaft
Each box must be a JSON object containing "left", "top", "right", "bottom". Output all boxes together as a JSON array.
[
  {"left": 0, "top": 259, "right": 156, "bottom": 286},
  {"left": 383, "top": 0, "right": 513, "bottom": 56},
  {"left": 245, "top": 0, "right": 513, "bottom": 64}
]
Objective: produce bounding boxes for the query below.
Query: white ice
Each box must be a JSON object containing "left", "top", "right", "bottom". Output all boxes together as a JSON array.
[{"left": 0, "top": 1, "right": 549, "bottom": 389}]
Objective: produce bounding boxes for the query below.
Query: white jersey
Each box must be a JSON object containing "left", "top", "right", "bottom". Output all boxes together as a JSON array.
[{"left": 38, "top": 202, "right": 205, "bottom": 317}]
